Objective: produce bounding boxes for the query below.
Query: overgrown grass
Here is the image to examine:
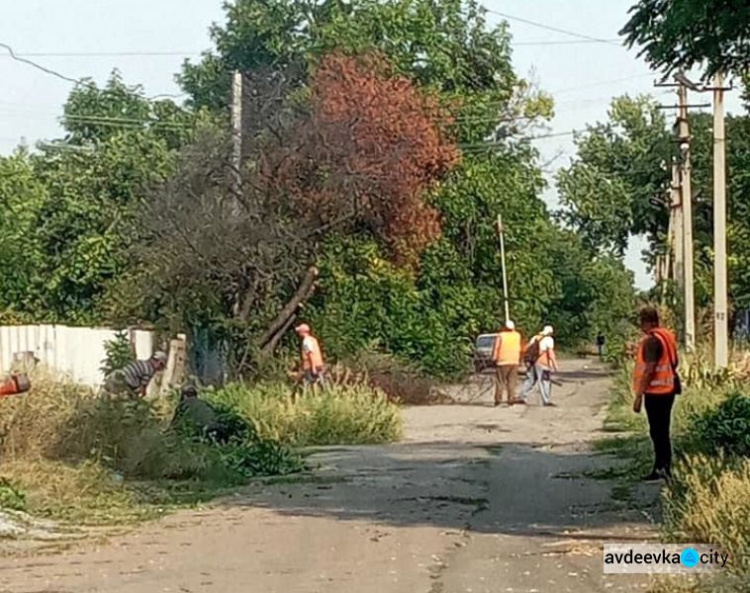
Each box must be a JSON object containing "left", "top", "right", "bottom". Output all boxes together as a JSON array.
[
  {"left": 600, "top": 352, "right": 750, "bottom": 591},
  {"left": 0, "top": 368, "right": 402, "bottom": 525},
  {"left": 663, "top": 455, "right": 750, "bottom": 566},
  {"left": 0, "top": 371, "right": 301, "bottom": 524},
  {"left": 209, "top": 380, "right": 402, "bottom": 447}
]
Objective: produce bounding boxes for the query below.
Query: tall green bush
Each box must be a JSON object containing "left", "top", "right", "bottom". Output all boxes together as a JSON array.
[{"left": 689, "top": 392, "right": 750, "bottom": 457}]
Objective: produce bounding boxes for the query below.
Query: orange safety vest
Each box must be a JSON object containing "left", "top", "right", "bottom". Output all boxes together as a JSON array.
[
  {"left": 633, "top": 327, "right": 678, "bottom": 395},
  {"left": 493, "top": 330, "right": 522, "bottom": 365},
  {"left": 301, "top": 335, "right": 324, "bottom": 371}
]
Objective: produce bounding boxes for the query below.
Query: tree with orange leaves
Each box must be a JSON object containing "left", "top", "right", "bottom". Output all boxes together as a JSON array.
[{"left": 291, "top": 52, "right": 460, "bottom": 268}]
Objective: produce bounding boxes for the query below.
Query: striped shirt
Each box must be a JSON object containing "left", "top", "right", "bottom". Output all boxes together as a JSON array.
[{"left": 121, "top": 359, "right": 157, "bottom": 390}]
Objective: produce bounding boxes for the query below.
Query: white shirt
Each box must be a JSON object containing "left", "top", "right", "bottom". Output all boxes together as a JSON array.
[
  {"left": 539, "top": 336, "right": 554, "bottom": 354},
  {"left": 302, "top": 336, "right": 316, "bottom": 353},
  {"left": 538, "top": 336, "right": 555, "bottom": 369}
]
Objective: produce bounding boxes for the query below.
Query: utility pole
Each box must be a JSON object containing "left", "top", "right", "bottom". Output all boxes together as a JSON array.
[
  {"left": 230, "top": 70, "right": 243, "bottom": 214},
  {"left": 713, "top": 71, "right": 728, "bottom": 367},
  {"left": 671, "top": 159, "right": 684, "bottom": 299},
  {"left": 496, "top": 214, "right": 511, "bottom": 323},
  {"left": 655, "top": 78, "right": 708, "bottom": 349},
  {"left": 677, "top": 81, "right": 696, "bottom": 352}
]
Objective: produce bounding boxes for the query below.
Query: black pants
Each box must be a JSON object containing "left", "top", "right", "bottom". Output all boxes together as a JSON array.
[{"left": 644, "top": 393, "right": 676, "bottom": 473}]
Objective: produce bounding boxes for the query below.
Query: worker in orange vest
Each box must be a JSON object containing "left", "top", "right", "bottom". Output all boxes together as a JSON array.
[
  {"left": 492, "top": 320, "right": 523, "bottom": 406},
  {"left": 294, "top": 323, "right": 326, "bottom": 390},
  {"left": 633, "top": 306, "right": 681, "bottom": 481}
]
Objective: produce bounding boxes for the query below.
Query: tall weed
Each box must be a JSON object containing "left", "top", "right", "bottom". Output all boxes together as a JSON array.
[
  {"left": 0, "top": 370, "right": 304, "bottom": 521},
  {"left": 210, "top": 380, "right": 402, "bottom": 447},
  {"left": 663, "top": 455, "right": 750, "bottom": 575}
]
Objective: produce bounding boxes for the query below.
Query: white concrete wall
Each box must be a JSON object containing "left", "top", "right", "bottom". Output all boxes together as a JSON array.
[{"left": 0, "top": 325, "right": 154, "bottom": 387}]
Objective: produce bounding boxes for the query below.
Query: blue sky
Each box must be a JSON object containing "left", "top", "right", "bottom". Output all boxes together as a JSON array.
[{"left": 1, "top": 0, "right": 744, "bottom": 289}]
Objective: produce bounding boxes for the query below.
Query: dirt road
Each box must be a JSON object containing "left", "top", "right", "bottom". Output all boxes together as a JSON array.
[{"left": 0, "top": 359, "right": 658, "bottom": 593}]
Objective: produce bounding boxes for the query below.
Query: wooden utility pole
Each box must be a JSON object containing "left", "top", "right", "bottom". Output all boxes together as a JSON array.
[
  {"left": 496, "top": 214, "right": 511, "bottom": 323},
  {"left": 230, "top": 70, "right": 243, "bottom": 214},
  {"left": 671, "top": 159, "right": 684, "bottom": 296},
  {"left": 677, "top": 81, "right": 696, "bottom": 352},
  {"left": 713, "top": 71, "right": 728, "bottom": 367}
]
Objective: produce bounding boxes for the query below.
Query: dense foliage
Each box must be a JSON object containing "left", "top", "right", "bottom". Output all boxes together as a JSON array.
[
  {"left": 557, "top": 95, "right": 750, "bottom": 329},
  {"left": 690, "top": 392, "right": 750, "bottom": 457},
  {"left": 0, "top": 0, "right": 637, "bottom": 378},
  {"left": 621, "top": 0, "right": 750, "bottom": 79}
]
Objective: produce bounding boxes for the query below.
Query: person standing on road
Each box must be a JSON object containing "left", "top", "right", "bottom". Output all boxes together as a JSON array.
[
  {"left": 518, "top": 325, "right": 559, "bottom": 406},
  {"left": 492, "top": 320, "right": 523, "bottom": 406},
  {"left": 632, "top": 306, "right": 681, "bottom": 481},
  {"left": 596, "top": 332, "right": 606, "bottom": 360}
]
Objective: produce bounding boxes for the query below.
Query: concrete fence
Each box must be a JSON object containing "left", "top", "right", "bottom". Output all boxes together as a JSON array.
[{"left": 0, "top": 325, "right": 155, "bottom": 387}]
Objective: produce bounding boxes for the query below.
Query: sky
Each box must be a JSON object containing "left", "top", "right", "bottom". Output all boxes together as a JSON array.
[{"left": 1, "top": 0, "right": 744, "bottom": 290}]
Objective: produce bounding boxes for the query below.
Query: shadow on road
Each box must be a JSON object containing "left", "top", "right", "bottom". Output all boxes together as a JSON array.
[{"left": 217, "top": 440, "right": 654, "bottom": 542}]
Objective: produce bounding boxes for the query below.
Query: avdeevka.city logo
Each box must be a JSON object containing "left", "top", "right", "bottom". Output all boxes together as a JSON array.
[
  {"left": 602, "top": 544, "right": 729, "bottom": 574},
  {"left": 680, "top": 547, "right": 700, "bottom": 568}
]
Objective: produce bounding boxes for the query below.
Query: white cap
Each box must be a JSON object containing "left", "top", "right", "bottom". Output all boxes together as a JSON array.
[
  {"left": 505, "top": 320, "right": 515, "bottom": 330},
  {"left": 542, "top": 325, "right": 554, "bottom": 336},
  {"left": 152, "top": 351, "right": 168, "bottom": 363}
]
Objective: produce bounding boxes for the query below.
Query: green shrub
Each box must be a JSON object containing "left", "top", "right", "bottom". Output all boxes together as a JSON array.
[
  {"left": 0, "top": 478, "right": 26, "bottom": 511},
  {"left": 100, "top": 330, "right": 135, "bottom": 376},
  {"left": 688, "top": 392, "right": 750, "bottom": 457},
  {"left": 209, "top": 380, "right": 402, "bottom": 447}
]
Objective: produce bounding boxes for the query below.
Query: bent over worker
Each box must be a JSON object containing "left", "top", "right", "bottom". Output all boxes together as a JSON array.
[
  {"left": 633, "top": 306, "right": 681, "bottom": 481},
  {"left": 294, "top": 324, "right": 325, "bottom": 389},
  {"left": 103, "top": 351, "right": 168, "bottom": 399},
  {"left": 492, "top": 320, "right": 523, "bottom": 406}
]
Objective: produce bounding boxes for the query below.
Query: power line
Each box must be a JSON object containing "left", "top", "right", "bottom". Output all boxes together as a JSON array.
[
  {"left": 485, "top": 9, "right": 623, "bottom": 47},
  {"left": 514, "top": 38, "right": 620, "bottom": 47},
  {"left": 459, "top": 129, "right": 580, "bottom": 151},
  {"left": 0, "top": 41, "right": 186, "bottom": 102},
  {"left": 0, "top": 51, "right": 202, "bottom": 58},
  {"left": 0, "top": 43, "right": 620, "bottom": 55},
  {"left": 0, "top": 42, "right": 81, "bottom": 84},
  {"left": 551, "top": 73, "right": 655, "bottom": 95}
]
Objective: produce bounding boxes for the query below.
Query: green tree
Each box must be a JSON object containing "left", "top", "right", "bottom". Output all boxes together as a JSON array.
[
  {"left": 63, "top": 72, "right": 195, "bottom": 148},
  {"left": 170, "top": 0, "right": 632, "bottom": 375},
  {"left": 0, "top": 74, "right": 192, "bottom": 324},
  {"left": 558, "top": 95, "right": 750, "bottom": 322},
  {"left": 621, "top": 0, "right": 750, "bottom": 79},
  {"left": 557, "top": 96, "right": 673, "bottom": 257},
  {"left": 0, "top": 151, "right": 46, "bottom": 322}
]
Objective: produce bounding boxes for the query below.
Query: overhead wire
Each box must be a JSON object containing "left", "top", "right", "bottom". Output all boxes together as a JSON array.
[
  {"left": 0, "top": 51, "right": 202, "bottom": 58},
  {"left": 0, "top": 39, "right": 626, "bottom": 56},
  {"left": 484, "top": 8, "right": 623, "bottom": 47},
  {"left": 0, "top": 42, "right": 82, "bottom": 84},
  {"left": 514, "top": 39, "right": 620, "bottom": 46},
  {"left": 0, "top": 18, "right": 654, "bottom": 150}
]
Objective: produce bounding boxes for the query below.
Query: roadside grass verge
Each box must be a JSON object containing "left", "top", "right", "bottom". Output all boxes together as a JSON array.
[
  {"left": 0, "top": 370, "right": 400, "bottom": 526},
  {"left": 598, "top": 354, "right": 750, "bottom": 591}
]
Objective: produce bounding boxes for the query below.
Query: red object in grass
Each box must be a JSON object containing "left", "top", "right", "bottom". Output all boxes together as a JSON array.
[{"left": 0, "top": 374, "right": 30, "bottom": 397}]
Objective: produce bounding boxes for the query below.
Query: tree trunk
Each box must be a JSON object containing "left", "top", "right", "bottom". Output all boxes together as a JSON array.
[
  {"left": 258, "top": 266, "right": 319, "bottom": 347},
  {"left": 260, "top": 313, "right": 299, "bottom": 357}
]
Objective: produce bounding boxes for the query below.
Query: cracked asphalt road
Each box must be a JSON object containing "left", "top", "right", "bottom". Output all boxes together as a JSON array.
[{"left": 0, "top": 359, "right": 657, "bottom": 593}]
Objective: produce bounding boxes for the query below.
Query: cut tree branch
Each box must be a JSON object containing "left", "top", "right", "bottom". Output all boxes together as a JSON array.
[
  {"left": 260, "top": 312, "right": 298, "bottom": 357},
  {"left": 258, "top": 265, "right": 319, "bottom": 347}
]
